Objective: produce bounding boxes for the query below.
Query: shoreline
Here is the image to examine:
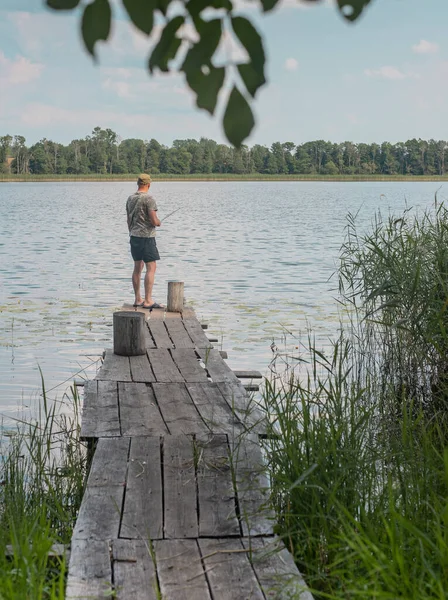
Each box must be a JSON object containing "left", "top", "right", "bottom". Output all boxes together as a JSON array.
[{"left": 1, "top": 174, "right": 448, "bottom": 183}]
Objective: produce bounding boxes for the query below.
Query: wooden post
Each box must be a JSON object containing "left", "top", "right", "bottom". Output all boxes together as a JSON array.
[
  {"left": 167, "top": 281, "right": 184, "bottom": 312},
  {"left": 113, "top": 311, "right": 146, "bottom": 356}
]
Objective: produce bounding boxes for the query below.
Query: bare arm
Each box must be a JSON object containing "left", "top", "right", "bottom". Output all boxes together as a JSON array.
[{"left": 149, "top": 210, "right": 161, "bottom": 227}]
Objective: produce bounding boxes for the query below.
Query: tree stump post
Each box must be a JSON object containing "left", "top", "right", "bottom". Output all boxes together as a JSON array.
[
  {"left": 113, "top": 311, "right": 146, "bottom": 356},
  {"left": 167, "top": 281, "right": 184, "bottom": 313}
]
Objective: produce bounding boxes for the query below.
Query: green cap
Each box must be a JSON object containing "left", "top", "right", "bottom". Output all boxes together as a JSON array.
[{"left": 137, "top": 173, "right": 151, "bottom": 185}]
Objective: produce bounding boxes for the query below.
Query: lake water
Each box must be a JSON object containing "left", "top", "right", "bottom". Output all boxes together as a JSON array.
[{"left": 0, "top": 181, "right": 445, "bottom": 425}]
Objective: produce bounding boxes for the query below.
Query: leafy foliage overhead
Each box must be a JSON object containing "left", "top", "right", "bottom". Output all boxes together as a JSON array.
[{"left": 45, "top": 0, "right": 373, "bottom": 146}]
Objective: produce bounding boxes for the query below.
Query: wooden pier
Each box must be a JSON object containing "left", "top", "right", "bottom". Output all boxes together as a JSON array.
[{"left": 66, "top": 294, "right": 313, "bottom": 599}]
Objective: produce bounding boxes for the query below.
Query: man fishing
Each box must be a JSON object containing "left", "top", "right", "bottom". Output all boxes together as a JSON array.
[{"left": 126, "top": 173, "right": 163, "bottom": 309}]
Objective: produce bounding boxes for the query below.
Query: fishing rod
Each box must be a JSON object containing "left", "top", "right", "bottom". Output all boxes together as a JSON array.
[{"left": 161, "top": 207, "right": 181, "bottom": 222}]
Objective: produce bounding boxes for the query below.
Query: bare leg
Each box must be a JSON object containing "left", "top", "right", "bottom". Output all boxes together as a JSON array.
[
  {"left": 132, "top": 260, "right": 144, "bottom": 304},
  {"left": 144, "top": 261, "right": 157, "bottom": 305}
]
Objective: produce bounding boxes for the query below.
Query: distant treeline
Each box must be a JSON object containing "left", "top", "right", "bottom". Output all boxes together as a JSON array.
[{"left": 1, "top": 128, "right": 448, "bottom": 176}]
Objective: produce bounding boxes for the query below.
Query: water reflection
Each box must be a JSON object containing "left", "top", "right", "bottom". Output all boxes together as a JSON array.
[{"left": 0, "top": 181, "right": 445, "bottom": 422}]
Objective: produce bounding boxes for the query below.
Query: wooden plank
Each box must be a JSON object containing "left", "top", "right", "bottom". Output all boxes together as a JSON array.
[
  {"left": 241, "top": 538, "right": 314, "bottom": 600},
  {"left": 217, "top": 382, "right": 266, "bottom": 434},
  {"left": 229, "top": 433, "right": 274, "bottom": 536},
  {"left": 165, "top": 319, "right": 195, "bottom": 348},
  {"left": 119, "top": 382, "right": 168, "bottom": 436},
  {"left": 96, "top": 349, "right": 132, "bottom": 382},
  {"left": 182, "top": 318, "right": 213, "bottom": 348},
  {"left": 170, "top": 349, "right": 209, "bottom": 382},
  {"left": 233, "top": 370, "right": 263, "bottom": 379},
  {"left": 113, "top": 539, "right": 159, "bottom": 600},
  {"left": 153, "top": 383, "right": 209, "bottom": 435},
  {"left": 143, "top": 322, "right": 156, "bottom": 349},
  {"left": 81, "top": 380, "right": 121, "bottom": 439},
  {"left": 199, "top": 538, "right": 264, "bottom": 600},
  {"left": 148, "top": 307, "right": 167, "bottom": 320},
  {"left": 195, "top": 434, "right": 240, "bottom": 537},
  {"left": 186, "top": 383, "right": 245, "bottom": 435},
  {"left": 66, "top": 539, "right": 112, "bottom": 599},
  {"left": 154, "top": 539, "right": 211, "bottom": 600},
  {"left": 147, "top": 349, "right": 184, "bottom": 382},
  {"left": 129, "top": 353, "right": 156, "bottom": 382},
  {"left": 72, "top": 484, "right": 124, "bottom": 540},
  {"left": 197, "top": 348, "right": 240, "bottom": 383},
  {"left": 163, "top": 435, "right": 198, "bottom": 538},
  {"left": 87, "top": 437, "right": 130, "bottom": 487},
  {"left": 181, "top": 306, "right": 196, "bottom": 318},
  {"left": 120, "top": 437, "right": 164, "bottom": 540},
  {"left": 147, "top": 321, "right": 172, "bottom": 348}
]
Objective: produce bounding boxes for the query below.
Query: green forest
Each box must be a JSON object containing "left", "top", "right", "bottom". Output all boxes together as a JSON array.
[{"left": 1, "top": 127, "right": 448, "bottom": 176}]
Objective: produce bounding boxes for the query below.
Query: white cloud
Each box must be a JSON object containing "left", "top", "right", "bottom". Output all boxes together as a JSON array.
[
  {"left": 284, "top": 57, "right": 299, "bottom": 71},
  {"left": 0, "top": 51, "right": 43, "bottom": 85},
  {"left": 412, "top": 39, "right": 439, "bottom": 54},
  {"left": 364, "top": 66, "right": 418, "bottom": 80}
]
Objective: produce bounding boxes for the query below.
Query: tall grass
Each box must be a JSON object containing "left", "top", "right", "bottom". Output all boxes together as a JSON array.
[
  {"left": 263, "top": 199, "right": 448, "bottom": 598},
  {"left": 0, "top": 379, "right": 87, "bottom": 599}
]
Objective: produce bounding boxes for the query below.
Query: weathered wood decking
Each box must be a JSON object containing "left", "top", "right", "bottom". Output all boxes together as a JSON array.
[{"left": 67, "top": 306, "right": 313, "bottom": 599}]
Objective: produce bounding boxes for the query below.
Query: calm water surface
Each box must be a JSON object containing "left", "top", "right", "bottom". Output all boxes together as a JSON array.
[{"left": 0, "top": 181, "right": 445, "bottom": 424}]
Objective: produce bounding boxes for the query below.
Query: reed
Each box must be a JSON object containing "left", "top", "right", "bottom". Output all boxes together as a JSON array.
[
  {"left": 263, "top": 199, "right": 448, "bottom": 598},
  {"left": 0, "top": 378, "right": 87, "bottom": 599}
]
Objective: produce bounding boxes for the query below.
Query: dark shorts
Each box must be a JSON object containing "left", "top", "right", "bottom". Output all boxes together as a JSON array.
[{"left": 130, "top": 236, "right": 160, "bottom": 263}]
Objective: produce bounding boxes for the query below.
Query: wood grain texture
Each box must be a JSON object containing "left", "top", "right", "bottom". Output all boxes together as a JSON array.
[
  {"left": 241, "top": 537, "right": 315, "bottom": 600},
  {"left": 217, "top": 382, "right": 266, "bottom": 434},
  {"left": 72, "top": 484, "right": 124, "bottom": 540},
  {"left": 119, "top": 382, "right": 169, "bottom": 436},
  {"left": 147, "top": 321, "right": 172, "bottom": 348},
  {"left": 229, "top": 433, "right": 274, "bottom": 536},
  {"left": 186, "top": 383, "right": 245, "bottom": 435},
  {"left": 113, "top": 539, "right": 159, "bottom": 600},
  {"left": 182, "top": 318, "right": 212, "bottom": 348},
  {"left": 129, "top": 353, "right": 156, "bottom": 382},
  {"left": 143, "top": 322, "right": 156, "bottom": 349},
  {"left": 147, "top": 349, "right": 184, "bottom": 382},
  {"left": 199, "top": 538, "right": 264, "bottom": 600},
  {"left": 154, "top": 539, "right": 212, "bottom": 600},
  {"left": 120, "top": 437, "right": 164, "bottom": 540},
  {"left": 81, "top": 380, "right": 121, "bottom": 439},
  {"left": 96, "top": 349, "right": 132, "bottom": 382},
  {"left": 153, "top": 383, "right": 209, "bottom": 435},
  {"left": 197, "top": 348, "right": 240, "bottom": 383},
  {"left": 66, "top": 539, "right": 112, "bottom": 599},
  {"left": 86, "top": 437, "right": 130, "bottom": 487},
  {"left": 163, "top": 435, "right": 198, "bottom": 539},
  {"left": 195, "top": 434, "right": 240, "bottom": 537},
  {"left": 165, "top": 319, "right": 195, "bottom": 348},
  {"left": 170, "top": 349, "right": 209, "bottom": 382},
  {"left": 113, "top": 311, "right": 146, "bottom": 356}
]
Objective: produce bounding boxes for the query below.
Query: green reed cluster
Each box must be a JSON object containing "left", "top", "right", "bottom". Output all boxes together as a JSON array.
[
  {"left": 263, "top": 198, "right": 448, "bottom": 599},
  {"left": 0, "top": 379, "right": 87, "bottom": 599}
]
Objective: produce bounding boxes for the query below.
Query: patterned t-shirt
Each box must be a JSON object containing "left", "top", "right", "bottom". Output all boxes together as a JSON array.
[{"left": 126, "top": 192, "right": 158, "bottom": 238}]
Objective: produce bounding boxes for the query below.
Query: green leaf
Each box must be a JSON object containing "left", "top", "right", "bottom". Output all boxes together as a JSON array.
[
  {"left": 81, "top": 0, "right": 112, "bottom": 58},
  {"left": 181, "top": 18, "right": 222, "bottom": 72},
  {"left": 231, "top": 16, "right": 265, "bottom": 75},
  {"left": 47, "top": 0, "right": 80, "bottom": 8},
  {"left": 259, "top": 0, "right": 280, "bottom": 13},
  {"left": 148, "top": 16, "right": 184, "bottom": 73},
  {"left": 223, "top": 86, "right": 254, "bottom": 147},
  {"left": 337, "top": 0, "right": 372, "bottom": 21},
  {"left": 186, "top": 65, "right": 225, "bottom": 114},
  {"left": 122, "top": 0, "right": 154, "bottom": 35},
  {"left": 237, "top": 63, "right": 266, "bottom": 98}
]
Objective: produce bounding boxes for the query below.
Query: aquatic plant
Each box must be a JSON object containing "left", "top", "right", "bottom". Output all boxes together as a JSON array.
[
  {"left": 0, "top": 380, "right": 87, "bottom": 599},
  {"left": 263, "top": 200, "right": 448, "bottom": 598}
]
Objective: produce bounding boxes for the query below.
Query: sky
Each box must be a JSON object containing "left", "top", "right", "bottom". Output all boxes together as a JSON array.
[{"left": 0, "top": 0, "right": 447, "bottom": 147}]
